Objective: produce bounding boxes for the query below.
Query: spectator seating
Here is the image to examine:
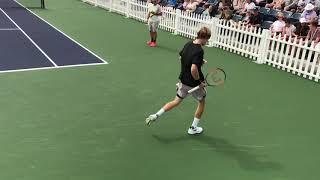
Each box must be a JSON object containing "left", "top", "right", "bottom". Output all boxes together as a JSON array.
[
  {"left": 265, "top": 8, "right": 281, "bottom": 21},
  {"left": 261, "top": 21, "right": 274, "bottom": 29},
  {"left": 282, "top": 11, "right": 293, "bottom": 19},
  {"left": 232, "top": 14, "right": 243, "bottom": 22},
  {"left": 259, "top": 7, "right": 270, "bottom": 15},
  {"left": 289, "top": 13, "right": 302, "bottom": 23}
]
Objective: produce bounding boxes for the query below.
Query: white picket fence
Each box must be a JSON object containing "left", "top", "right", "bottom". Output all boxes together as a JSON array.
[{"left": 82, "top": 0, "right": 320, "bottom": 82}]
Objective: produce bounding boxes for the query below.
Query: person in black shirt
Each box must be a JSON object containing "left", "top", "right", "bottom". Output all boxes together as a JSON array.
[{"left": 146, "top": 27, "right": 211, "bottom": 135}]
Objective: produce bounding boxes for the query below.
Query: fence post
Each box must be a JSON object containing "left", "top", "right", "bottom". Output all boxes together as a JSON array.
[
  {"left": 94, "top": 0, "right": 98, "bottom": 6},
  {"left": 125, "top": 0, "right": 130, "bottom": 18},
  {"left": 109, "top": 0, "right": 113, "bottom": 12},
  {"left": 256, "top": 29, "right": 270, "bottom": 64},
  {"left": 174, "top": 9, "right": 181, "bottom": 35},
  {"left": 209, "top": 18, "right": 219, "bottom": 47},
  {"left": 315, "top": 44, "right": 320, "bottom": 82}
]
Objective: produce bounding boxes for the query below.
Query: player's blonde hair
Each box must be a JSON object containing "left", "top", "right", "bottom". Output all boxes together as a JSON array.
[{"left": 197, "top": 27, "right": 211, "bottom": 40}]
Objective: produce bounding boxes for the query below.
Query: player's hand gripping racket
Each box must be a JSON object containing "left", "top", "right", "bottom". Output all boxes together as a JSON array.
[{"left": 188, "top": 68, "right": 226, "bottom": 94}]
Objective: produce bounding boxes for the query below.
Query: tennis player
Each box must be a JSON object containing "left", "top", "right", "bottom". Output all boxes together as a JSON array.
[
  {"left": 146, "top": 27, "right": 211, "bottom": 135},
  {"left": 147, "top": 0, "right": 162, "bottom": 47}
]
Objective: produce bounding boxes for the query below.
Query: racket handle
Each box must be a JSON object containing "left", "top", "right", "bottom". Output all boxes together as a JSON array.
[{"left": 188, "top": 86, "right": 200, "bottom": 94}]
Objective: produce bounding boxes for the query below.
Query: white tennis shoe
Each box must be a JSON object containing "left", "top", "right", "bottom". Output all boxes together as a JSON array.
[
  {"left": 145, "top": 114, "right": 158, "bottom": 125},
  {"left": 188, "top": 126, "right": 203, "bottom": 135}
]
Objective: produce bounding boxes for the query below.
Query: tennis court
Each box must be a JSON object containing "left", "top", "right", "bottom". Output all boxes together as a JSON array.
[
  {"left": 0, "top": 0, "right": 106, "bottom": 73},
  {"left": 0, "top": 0, "right": 319, "bottom": 180}
]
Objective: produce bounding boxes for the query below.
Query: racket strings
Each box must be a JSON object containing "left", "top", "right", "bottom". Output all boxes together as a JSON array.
[{"left": 206, "top": 69, "right": 226, "bottom": 86}]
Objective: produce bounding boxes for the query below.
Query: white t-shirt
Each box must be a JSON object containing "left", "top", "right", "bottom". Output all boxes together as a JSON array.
[
  {"left": 244, "top": 2, "right": 256, "bottom": 11},
  {"left": 148, "top": 3, "right": 161, "bottom": 22},
  {"left": 272, "top": 20, "right": 285, "bottom": 32}
]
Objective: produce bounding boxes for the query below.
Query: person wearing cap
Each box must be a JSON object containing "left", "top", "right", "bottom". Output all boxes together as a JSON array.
[
  {"left": 270, "top": 12, "right": 286, "bottom": 35},
  {"left": 300, "top": 3, "right": 317, "bottom": 23}
]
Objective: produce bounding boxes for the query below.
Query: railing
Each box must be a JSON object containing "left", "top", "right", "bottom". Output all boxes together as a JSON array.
[{"left": 82, "top": 0, "right": 320, "bottom": 82}]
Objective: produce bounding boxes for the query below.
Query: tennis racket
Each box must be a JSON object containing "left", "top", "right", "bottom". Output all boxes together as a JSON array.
[{"left": 188, "top": 68, "right": 226, "bottom": 94}]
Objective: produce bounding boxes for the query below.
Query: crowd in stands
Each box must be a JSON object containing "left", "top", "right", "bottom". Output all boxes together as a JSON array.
[{"left": 141, "top": 0, "right": 320, "bottom": 47}]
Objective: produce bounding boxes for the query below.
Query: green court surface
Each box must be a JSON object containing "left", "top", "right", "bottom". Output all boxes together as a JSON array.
[{"left": 0, "top": 0, "right": 319, "bottom": 179}]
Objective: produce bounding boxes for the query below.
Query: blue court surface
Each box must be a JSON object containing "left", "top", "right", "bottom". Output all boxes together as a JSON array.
[{"left": 0, "top": 0, "right": 107, "bottom": 73}]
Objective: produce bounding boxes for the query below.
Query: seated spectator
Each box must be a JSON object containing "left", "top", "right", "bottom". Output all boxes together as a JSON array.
[
  {"left": 218, "top": 0, "right": 233, "bottom": 18},
  {"left": 239, "top": 0, "right": 256, "bottom": 15},
  {"left": 265, "top": 0, "right": 286, "bottom": 9},
  {"left": 233, "top": 0, "right": 245, "bottom": 10},
  {"left": 202, "top": 2, "right": 219, "bottom": 16},
  {"left": 284, "top": 0, "right": 309, "bottom": 13},
  {"left": 270, "top": 12, "right": 286, "bottom": 34},
  {"left": 305, "top": 20, "right": 320, "bottom": 46},
  {"left": 183, "top": 0, "right": 197, "bottom": 12},
  {"left": 220, "top": 6, "right": 234, "bottom": 20},
  {"left": 300, "top": 3, "right": 318, "bottom": 23},
  {"left": 282, "top": 19, "right": 298, "bottom": 38},
  {"left": 245, "top": 8, "right": 263, "bottom": 26}
]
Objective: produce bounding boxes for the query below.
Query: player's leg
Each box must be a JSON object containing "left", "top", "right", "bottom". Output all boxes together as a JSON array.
[
  {"left": 188, "top": 89, "right": 206, "bottom": 135},
  {"left": 194, "top": 98, "right": 205, "bottom": 119},
  {"left": 153, "top": 22, "right": 158, "bottom": 43},
  {"left": 163, "top": 96, "right": 183, "bottom": 111},
  {"left": 148, "top": 32, "right": 153, "bottom": 44},
  {"left": 150, "top": 21, "right": 159, "bottom": 47},
  {"left": 146, "top": 96, "right": 183, "bottom": 125},
  {"left": 154, "top": 32, "right": 157, "bottom": 43},
  {"left": 151, "top": 32, "right": 156, "bottom": 42},
  {"left": 147, "top": 20, "right": 153, "bottom": 45},
  {"left": 145, "top": 82, "right": 188, "bottom": 125}
]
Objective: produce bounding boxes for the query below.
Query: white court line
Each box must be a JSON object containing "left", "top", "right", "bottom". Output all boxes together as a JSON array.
[
  {"left": 0, "top": 63, "right": 106, "bottom": 74},
  {"left": 0, "top": 28, "right": 19, "bottom": 31},
  {"left": 0, "top": 8, "right": 58, "bottom": 67},
  {"left": 14, "top": 0, "right": 108, "bottom": 65}
]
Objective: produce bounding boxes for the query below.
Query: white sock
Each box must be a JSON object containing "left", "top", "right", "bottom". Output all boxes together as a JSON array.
[
  {"left": 191, "top": 117, "right": 200, "bottom": 127},
  {"left": 155, "top": 108, "right": 165, "bottom": 117}
]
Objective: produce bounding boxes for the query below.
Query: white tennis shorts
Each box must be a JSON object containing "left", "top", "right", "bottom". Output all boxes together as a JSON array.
[
  {"left": 148, "top": 20, "right": 160, "bottom": 32},
  {"left": 176, "top": 82, "right": 206, "bottom": 101}
]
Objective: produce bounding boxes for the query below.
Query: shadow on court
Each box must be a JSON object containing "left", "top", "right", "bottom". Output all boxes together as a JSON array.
[{"left": 152, "top": 134, "right": 284, "bottom": 171}]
